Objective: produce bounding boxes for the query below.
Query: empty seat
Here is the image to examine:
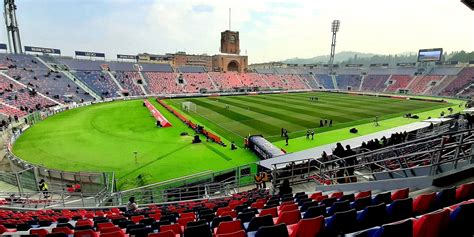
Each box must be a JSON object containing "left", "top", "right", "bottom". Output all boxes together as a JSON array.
[
  {"left": 325, "top": 209, "right": 357, "bottom": 236},
  {"left": 211, "top": 216, "right": 233, "bottom": 229},
  {"left": 355, "top": 190, "right": 372, "bottom": 200},
  {"left": 327, "top": 200, "right": 350, "bottom": 216},
  {"left": 259, "top": 207, "right": 278, "bottom": 218},
  {"left": 246, "top": 215, "right": 274, "bottom": 232},
  {"left": 74, "top": 230, "right": 98, "bottom": 237},
  {"left": 186, "top": 220, "right": 208, "bottom": 228},
  {"left": 300, "top": 201, "right": 318, "bottom": 213},
  {"left": 52, "top": 227, "right": 74, "bottom": 235},
  {"left": 30, "top": 229, "right": 49, "bottom": 237},
  {"left": 302, "top": 205, "right": 326, "bottom": 219},
  {"left": 320, "top": 197, "right": 337, "bottom": 207},
  {"left": 215, "top": 220, "right": 243, "bottom": 235},
  {"left": 351, "top": 196, "right": 373, "bottom": 211},
  {"left": 151, "top": 221, "right": 171, "bottom": 231},
  {"left": 413, "top": 192, "right": 436, "bottom": 215},
  {"left": 413, "top": 209, "right": 450, "bottom": 237},
  {"left": 160, "top": 224, "right": 182, "bottom": 236},
  {"left": 99, "top": 227, "right": 122, "bottom": 234},
  {"left": 391, "top": 188, "right": 409, "bottom": 201},
  {"left": 449, "top": 202, "right": 474, "bottom": 237},
  {"left": 237, "top": 212, "right": 255, "bottom": 223},
  {"left": 126, "top": 224, "right": 145, "bottom": 234},
  {"left": 140, "top": 218, "right": 155, "bottom": 226},
  {"left": 357, "top": 203, "right": 387, "bottom": 230},
  {"left": 255, "top": 223, "right": 289, "bottom": 237},
  {"left": 183, "top": 223, "right": 212, "bottom": 237},
  {"left": 434, "top": 187, "right": 456, "bottom": 209},
  {"left": 339, "top": 193, "right": 355, "bottom": 202},
  {"left": 287, "top": 216, "right": 324, "bottom": 237},
  {"left": 372, "top": 192, "right": 391, "bottom": 205},
  {"left": 387, "top": 198, "right": 413, "bottom": 222},
  {"left": 275, "top": 209, "right": 301, "bottom": 225},
  {"left": 354, "top": 219, "right": 413, "bottom": 237},
  {"left": 310, "top": 192, "right": 322, "bottom": 200},
  {"left": 129, "top": 227, "right": 153, "bottom": 237},
  {"left": 97, "top": 222, "right": 115, "bottom": 232},
  {"left": 330, "top": 191, "right": 343, "bottom": 199},
  {"left": 455, "top": 182, "right": 474, "bottom": 201}
]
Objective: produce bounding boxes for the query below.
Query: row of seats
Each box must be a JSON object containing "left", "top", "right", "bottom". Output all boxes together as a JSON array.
[{"left": 0, "top": 182, "right": 472, "bottom": 237}]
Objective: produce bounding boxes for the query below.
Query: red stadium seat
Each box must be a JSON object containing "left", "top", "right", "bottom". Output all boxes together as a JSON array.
[
  {"left": 355, "top": 190, "right": 372, "bottom": 200},
  {"left": 309, "top": 192, "right": 323, "bottom": 200},
  {"left": 100, "top": 231, "right": 125, "bottom": 237},
  {"left": 30, "top": 229, "right": 49, "bottom": 237},
  {"left": 217, "top": 207, "right": 232, "bottom": 216},
  {"left": 99, "top": 227, "right": 122, "bottom": 234},
  {"left": 413, "top": 209, "right": 450, "bottom": 237},
  {"left": 275, "top": 209, "right": 301, "bottom": 225},
  {"left": 179, "top": 212, "right": 195, "bottom": 220},
  {"left": 52, "top": 227, "right": 74, "bottom": 235},
  {"left": 220, "top": 210, "right": 237, "bottom": 219},
  {"left": 259, "top": 207, "right": 278, "bottom": 218},
  {"left": 456, "top": 182, "right": 474, "bottom": 201},
  {"left": 74, "top": 230, "right": 98, "bottom": 237},
  {"left": 149, "top": 213, "right": 162, "bottom": 221},
  {"left": 97, "top": 222, "right": 114, "bottom": 232},
  {"left": 330, "top": 191, "right": 343, "bottom": 199},
  {"left": 287, "top": 216, "right": 325, "bottom": 237},
  {"left": 391, "top": 188, "right": 409, "bottom": 201},
  {"left": 214, "top": 220, "right": 243, "bottom": 235},
  {"left": 177, "top": 217, "right": 194, "bottom": 227},
  {"left": 131, "top": 215, "right": 145, "bottom": 223},
  {"left": 160, "top": 224, "right": 182, "bottom": 236},
  {"left": 413, "top": 192, "right": 436, "bottom": 215}
]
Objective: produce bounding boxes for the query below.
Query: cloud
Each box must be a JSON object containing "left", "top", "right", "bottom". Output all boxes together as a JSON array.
[{"left": 0, "top": 0, "right": 472, "bottom": 64}]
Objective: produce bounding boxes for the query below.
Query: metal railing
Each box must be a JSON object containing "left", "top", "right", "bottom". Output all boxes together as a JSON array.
[{"left": 270, "top": 128, "right": 474, "bottom": 189}]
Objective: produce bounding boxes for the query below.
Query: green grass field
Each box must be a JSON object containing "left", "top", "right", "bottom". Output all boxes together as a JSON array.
[
  {"left": 165, "top": 92, "right": 454, "bottom": 146},
  {"left": 12, "top": 92, "right": 462, "bottom": 190},
  {"left": 12, "top": 99, "right": 258, "bottom": 190}
]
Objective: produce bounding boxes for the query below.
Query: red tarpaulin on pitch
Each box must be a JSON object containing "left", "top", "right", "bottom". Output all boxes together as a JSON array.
[{"left": 144, "top": 100, "right": 172, "bottom": 127}]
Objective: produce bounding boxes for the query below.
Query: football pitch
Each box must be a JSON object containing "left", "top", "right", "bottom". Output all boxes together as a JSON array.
[
  {"left": 12, "top": 92, "right": 458, "bottom": 190},
  {"left": 165, "top": 92, "right": 452, "bottom": 145}
]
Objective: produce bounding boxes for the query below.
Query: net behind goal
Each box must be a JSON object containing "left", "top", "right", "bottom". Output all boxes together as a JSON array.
[{"left": 182, "top": 101, "right": 197, "bottom": 112}]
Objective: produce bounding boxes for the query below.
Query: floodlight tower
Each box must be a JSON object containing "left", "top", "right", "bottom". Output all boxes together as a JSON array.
[
  {"left": 329, "top": 20, "right": 340, "bottom": 73},
  {"left": 4, "top": 0, "right": 22, "bottom": 54}
]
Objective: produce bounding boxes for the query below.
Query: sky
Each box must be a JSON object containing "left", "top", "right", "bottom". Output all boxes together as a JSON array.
[{"left": 1, "top": 0, "right": 473, "bottom": 63}]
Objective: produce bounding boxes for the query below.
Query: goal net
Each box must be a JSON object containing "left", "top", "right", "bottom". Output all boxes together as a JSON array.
[{"left": 182, "top": 101, "right": 197, "bottom": 113}]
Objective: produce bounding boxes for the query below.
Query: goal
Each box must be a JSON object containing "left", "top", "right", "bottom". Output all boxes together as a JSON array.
[{"left": 182, "top": 101, "right": 197, "bottom": 113}]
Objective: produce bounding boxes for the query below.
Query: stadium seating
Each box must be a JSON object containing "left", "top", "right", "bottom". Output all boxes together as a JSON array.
[
  {"left": 238, "top": 73, "right": 269, "bottom": 88},
  {"left": 113, "top": 71, "right": 144, "bottom": 96},
  {"left": 143, "top": 72, "right": 181, "bottom": 94},
  {"left": 440, "top": 67, "right": 474, "bottom": 96},
  {"left": 406, "top": 75, "right": 443, "bottom": 95},
  {"left": 314, "top": 74, "right": 334, "bottom": 89},
  {"left": 259, "top": 74, "right": 287, "bottom": 88},
  {"left": 361, "top": 75, "right": 389, "bottom": 92},
  {"left": 210, "top": 72, "right": 243, "bottom": 90},
  {"left": 299, "top": 74, "right": 320, "bottom": 89},
  {"left": 280, "top": 75, "right": 308, "bottom": 90},
  {"left": 74, "top": 71, "right": 121, "bottom": 98},
  {"left": 181, "top": 73, "right": 214, "bottom": 93},
  {"left": 385, "top": 75, "right": 413, "bottom": 92},
  {"left": 335, "top": 74, "right": 362, "bottom": 90}
]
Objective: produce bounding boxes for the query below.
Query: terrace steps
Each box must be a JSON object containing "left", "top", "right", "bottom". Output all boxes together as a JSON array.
[
  {"left": 105, "top": 71, "right": 125, "bottom": 95},
  {"left": 61, "top": 71, "right": 101, "bottom": 101}
]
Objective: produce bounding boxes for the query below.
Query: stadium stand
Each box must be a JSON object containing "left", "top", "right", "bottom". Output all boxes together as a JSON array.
[
  {"left": 181, "top": 73, "right": 215, "bottom": 93},
  {"left": 385, "top": 75, "right": 413, "bottom": 92},
  {"left": 361, "top": 75, "right": 389, "bottom": 92},
  {"left": 335, "top": 74, "right": 362, "bottom": 90},
  {"left": 210, "top": 72, "right": 243, "bottom": 90},
  {"left": 238, "top": 73, "right": 269, "bottom": 88},
  {"left": 113, "top": 71, "right": 144, "bottom": 96},
  {"left": 280, "top": 74, "right": 308, "bottom": 90},
  {"left": 74, "top": 71, "right": 121, "bottom": 98},
  {"left": 314, "top": 74, "right": 335, "bottom": 89},
  {"left": 406, "top": 75, "right": 443, "bottom": 95},
  {"left": 440, "top": 67, "right": 474, "bottom": 96},
  {"left": 143, "top": 72, "right": 181, "bottom": 94},
  {"left": 299, "top": 74, "right": 320, "bottom": 89},
  {"left": 0, "top": 184, "right": 471, "bottom": 237}
]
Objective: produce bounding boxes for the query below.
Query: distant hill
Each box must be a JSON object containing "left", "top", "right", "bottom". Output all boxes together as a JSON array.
[{"left": 281, "top": 51, "right": 378, "bottom": 64}]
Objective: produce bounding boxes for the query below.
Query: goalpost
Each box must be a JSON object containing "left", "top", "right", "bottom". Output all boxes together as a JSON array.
[{"left": 182, "top": 101, "right": 197, "bottom": 113}]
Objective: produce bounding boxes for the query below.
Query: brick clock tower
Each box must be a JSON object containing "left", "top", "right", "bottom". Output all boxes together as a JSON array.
[
  {"left": 213, "top": 30, "right": 248, "bottom": 73},
  {"left": 220, "top": 30, "right": 240, "bottom": 54}
]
